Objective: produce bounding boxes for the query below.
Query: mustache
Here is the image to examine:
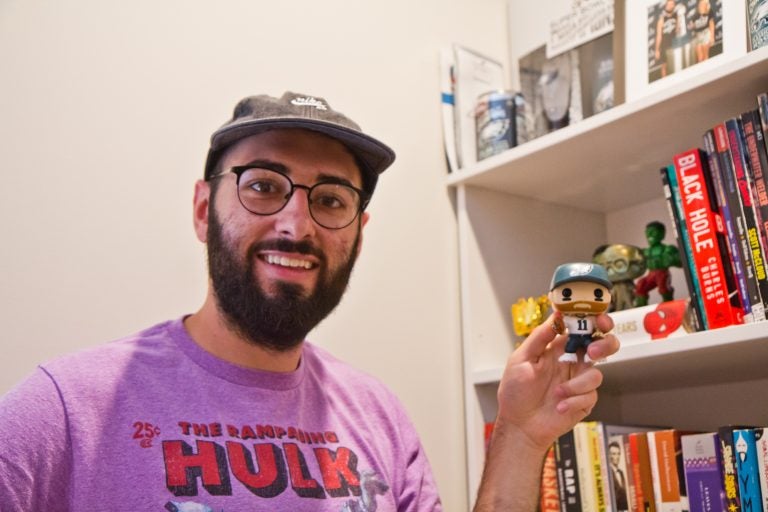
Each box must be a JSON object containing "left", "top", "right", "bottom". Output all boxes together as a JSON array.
[{"left": 247, "top": 238, "right": 325, "bottom": 261}]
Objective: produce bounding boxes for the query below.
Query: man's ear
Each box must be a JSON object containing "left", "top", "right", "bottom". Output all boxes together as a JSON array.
[{"left": 193, "top": 180, "right": 211, "bottom": 243}]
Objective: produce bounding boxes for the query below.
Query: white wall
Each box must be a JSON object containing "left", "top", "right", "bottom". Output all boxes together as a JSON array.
[{"left": 0, "top": 0, "right": 510, "bottom": 509}]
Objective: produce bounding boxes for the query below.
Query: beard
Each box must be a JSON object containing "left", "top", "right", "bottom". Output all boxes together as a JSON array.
[{"left": 206, "top": 210, "right": 360, "bottom": 353}]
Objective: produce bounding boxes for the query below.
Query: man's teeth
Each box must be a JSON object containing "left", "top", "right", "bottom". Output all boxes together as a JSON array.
[{"left": 265, "top": 254, "right": 313, "bottom": 269}]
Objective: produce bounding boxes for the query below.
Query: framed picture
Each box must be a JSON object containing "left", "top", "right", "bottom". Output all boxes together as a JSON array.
[{"left": 625, "top": 0, "right": 746, "bottom": 102}]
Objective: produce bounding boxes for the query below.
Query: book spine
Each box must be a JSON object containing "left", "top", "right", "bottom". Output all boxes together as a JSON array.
[
  {"left": 608, "top": 433, "right": 632, "bottom": 512},
  {"left": 754, "top": 428, "right": 768, "bottom": 512},
  {"left": 718, "top": 427, "right": 742, "bottom": 512},
  {"left": 630, "top": 432, "right": 657, "bottom": 512},
  {"left": 589, "top": 421, "right": 609, "bottom": 512},
  {"left": 576, "top": 422, "right": 599, "bottom": 511},
  {"left": 662, "top": 165, "right": 706, "bottom": 330},
  {"left": 623, "top": 434, "right": 639, "bottom": 512},
  {"left": 726, "top": 118, "right": 768, "bottom": 322},
  {"left": 704, "top": 129, "right": 754, "bottom": 322},
  {"left": 672, "top": 148, "right": 744, "bottom": 328},
  {"left": 681, "top": 432, "right": 727, "bottom": 512},
  {"left": 649, "top": 430, "right": 685, "bottom": 512},
  {"left": 733, "top": 429, "right": 763, "bottom": 512},
  {"left": 542, "top": 444, "right": 562, "bottom": 512},
  {"left": 556, "top": 429, "right": 583, "bottom": 512},
  {"left": 740, "top": 109, "right": 768, "bottom": 319}
]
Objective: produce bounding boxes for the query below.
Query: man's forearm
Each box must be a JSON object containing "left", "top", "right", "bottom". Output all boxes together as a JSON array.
[{"left": 473, "top": 422, "right": 548, "bottom": 512}]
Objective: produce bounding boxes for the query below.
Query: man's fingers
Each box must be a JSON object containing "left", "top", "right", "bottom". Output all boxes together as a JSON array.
[
  {"left": 516, "top": 314, "right": 560, "bottom": 360},
  {"left": 587, "top": 332, "right": 620, "bottom": 361}
]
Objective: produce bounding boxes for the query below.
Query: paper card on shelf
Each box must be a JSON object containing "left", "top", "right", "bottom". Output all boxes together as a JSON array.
[
  {"left": 547, "top": 0, "right": 615, "bottom": 59},
  {"left": 608, "top": 298, "right": 693, "bottom": 347},
  {"left": 452, "top": 45, "right": 506, "bottom": 171}
]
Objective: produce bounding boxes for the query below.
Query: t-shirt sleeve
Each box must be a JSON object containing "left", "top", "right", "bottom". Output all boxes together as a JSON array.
[{"left": 0, "top": 367, "right": 72, "bottom": 512}]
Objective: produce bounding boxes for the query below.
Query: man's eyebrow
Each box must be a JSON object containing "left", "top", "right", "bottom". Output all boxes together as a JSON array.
[
  {"left": 315, "top": 173, "right": 357, "bottom": 188},
  {"left": 240, "top": 159, "right": 288, "bottom": 174}
]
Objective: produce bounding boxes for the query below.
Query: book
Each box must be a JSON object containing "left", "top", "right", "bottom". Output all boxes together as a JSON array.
[
  {"left": 740, "top": 108, "right": 768, "bottom": 319},
  {"left": 681, "top": 432, "right": 727, "bottom": 512},
  {"left": 725, "top": 118, "right": 768, "bottom": 321},
  {"left": 586, "top": 421, "right": 611, "bottom": 512},
  {"left": 648, "top": 429, "right": 691, "bottom": 512},
  {"left": 608, "top": 298, "right": 692, "bottom": 348},
  {"left": 609, "top": 433, "right": 632, "bottom": 512},
  {"left": 672, "top": 148, "right": 744, "bottom": 328},
  {"left": 661, "top": 164, "right": 707, "bottom": 330},
  {"left": 629, "top": 431, "right": 657, "bottom": 512},
  {"left": 541, "top": 444, "right": 561, "bottom": 512},
  {"left": 603, "top": 425, "right": 662, "bottom": 512},
  {"left": 754, "top": 428, "right": 768, "bottom": 512},
  {"left": 733, "top": 428, "right": 763, "bottom": 512},
  {"left": 556, "top": 429, "right": 583, "bottom": 512},
  {"left": 703, "top": 128, "right": 755, "bottom": 322},
  {"left": 575, "top": 421, "right": 600, "bottom": 511},
  {"left": 718, "top": 426, "right": 746, "bottom": 512}
]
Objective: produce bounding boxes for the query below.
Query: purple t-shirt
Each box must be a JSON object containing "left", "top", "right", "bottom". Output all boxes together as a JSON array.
[{"left": 0, "top": 318, "right": 442, "bottom": 511}]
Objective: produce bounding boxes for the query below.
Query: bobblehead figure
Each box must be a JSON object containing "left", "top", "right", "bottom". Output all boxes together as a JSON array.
[{"left": 549, "top": 263, "right": 613, "bottom": 364}]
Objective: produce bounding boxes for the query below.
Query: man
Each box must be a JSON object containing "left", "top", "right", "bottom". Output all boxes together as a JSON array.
[{"left": 0, "top": 91, "right": 618, "bottom": 511}]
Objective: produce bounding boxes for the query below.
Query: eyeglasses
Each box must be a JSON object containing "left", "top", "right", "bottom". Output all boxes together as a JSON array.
[{"left": 209, "top": 166, "right": 370, "bottom": 230}]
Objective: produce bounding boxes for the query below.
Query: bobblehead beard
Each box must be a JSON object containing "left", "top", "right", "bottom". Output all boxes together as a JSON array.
[{"left": 206, "top": 205, "right": 360, "bottom": 353}]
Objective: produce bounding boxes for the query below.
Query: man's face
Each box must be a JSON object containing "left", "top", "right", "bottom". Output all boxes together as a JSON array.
[
  {"left": 549, "top": 280, "right": 611, "bottom": 315},
  {"left": 197, "top": 128, "right": 368, "bottom": 351},
  {"left": 609, "top": 445, "right": 621, "bottom": 466}
]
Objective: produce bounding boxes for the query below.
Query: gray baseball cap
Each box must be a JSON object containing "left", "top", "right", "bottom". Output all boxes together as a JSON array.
[{"left": 204, "top": 91, "right": 396, "bottom": 196}]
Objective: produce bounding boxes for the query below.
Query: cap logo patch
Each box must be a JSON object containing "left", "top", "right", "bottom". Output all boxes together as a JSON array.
[
  {"left": 290, "top": 96, "right": 328, "bottom": 111},
  {"left": 569, "top": 263, "right": 594, "bottom": 277}
]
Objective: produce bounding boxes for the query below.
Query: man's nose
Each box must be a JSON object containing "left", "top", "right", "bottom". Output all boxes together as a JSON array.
[{"left": 273, "top": 187, "right": 316, "bottom": 239}]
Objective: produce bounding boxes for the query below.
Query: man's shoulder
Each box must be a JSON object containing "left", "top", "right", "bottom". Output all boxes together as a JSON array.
[{"left": 41, "top": 317, "right": 182, "bottom": 379}]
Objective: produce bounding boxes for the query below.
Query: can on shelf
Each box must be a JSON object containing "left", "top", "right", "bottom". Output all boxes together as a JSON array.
[{"left": 475, "top": 90, "right": 521, "bottom": 161}]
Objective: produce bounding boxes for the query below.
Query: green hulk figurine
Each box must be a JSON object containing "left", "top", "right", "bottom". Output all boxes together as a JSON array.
[{"left": 633, "top": 221, "right": 682, "bottom": 307}]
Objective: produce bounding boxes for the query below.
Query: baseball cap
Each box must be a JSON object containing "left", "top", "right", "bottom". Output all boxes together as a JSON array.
[
  {"left": 550, "top": 263, "right": 613, "bottom": 291},
  {"left": 204, "top": 92, "right": 396, "bottom": 196}
]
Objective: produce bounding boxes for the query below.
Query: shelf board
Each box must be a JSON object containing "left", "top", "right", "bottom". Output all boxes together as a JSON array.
[
  {"left": 446, "top": 47, "right": 768, "bottom": 213},
  {"left": 471, "top": 321, "right": 768, "bottom": 393}
]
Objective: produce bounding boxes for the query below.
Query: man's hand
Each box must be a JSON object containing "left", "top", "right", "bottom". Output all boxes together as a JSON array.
[
  {"left": 474, "top": 313, "right": 619, "bottom": 511},
  {"left": 497, "top": 312, "right": 619, "bottom": 451}
]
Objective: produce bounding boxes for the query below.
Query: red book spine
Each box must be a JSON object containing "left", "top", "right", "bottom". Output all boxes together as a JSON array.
[
  {"left": 672, "top": 148, "right": 744, "bottom": 328},
  {"left": 541, "top": 445, "right": 561, "bottom": 512}
]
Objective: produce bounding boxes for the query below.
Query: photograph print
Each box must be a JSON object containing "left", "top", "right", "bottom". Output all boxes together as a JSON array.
[{"left": 646, "top": 0, "right": 723, "bottom": 83}]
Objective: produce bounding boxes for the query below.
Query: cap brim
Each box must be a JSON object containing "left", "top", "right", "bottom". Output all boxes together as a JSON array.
[{"left": 206, "top": 118, "right": 395, "bottom": 179}]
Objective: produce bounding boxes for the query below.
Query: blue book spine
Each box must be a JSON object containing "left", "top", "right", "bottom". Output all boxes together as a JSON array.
[{"left": 734, "top": 428, "right": 763, "bottom": 512}]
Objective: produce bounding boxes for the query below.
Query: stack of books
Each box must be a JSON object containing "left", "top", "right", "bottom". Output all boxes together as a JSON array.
[{"left": 660, "top": 92, "right": 768, "bottom": 332}]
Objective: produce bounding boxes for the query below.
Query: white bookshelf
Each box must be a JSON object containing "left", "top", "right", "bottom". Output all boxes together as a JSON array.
[{"left": 450, "top": 47, "right": 768, "bottom": 507}]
